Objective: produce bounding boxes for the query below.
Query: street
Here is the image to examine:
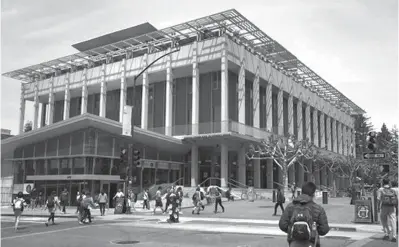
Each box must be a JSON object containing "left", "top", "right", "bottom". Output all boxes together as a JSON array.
[{"left": 1, "top": 215, "right": 396, "bottom": 247}]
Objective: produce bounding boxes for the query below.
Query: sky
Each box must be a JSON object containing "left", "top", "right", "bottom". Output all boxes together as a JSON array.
[{"left": 1, "top": 0, "right": 398, "bottom": 135}]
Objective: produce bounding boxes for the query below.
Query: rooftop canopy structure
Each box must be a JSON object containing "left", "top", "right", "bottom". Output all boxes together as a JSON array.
[{"left": 2, "top": 9, "right": 365, "bottom": 115}]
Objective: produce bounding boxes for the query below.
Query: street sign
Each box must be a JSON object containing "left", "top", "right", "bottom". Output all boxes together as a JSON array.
[{"left": 363, "top": 153, "right": 386, "bottom": 159}]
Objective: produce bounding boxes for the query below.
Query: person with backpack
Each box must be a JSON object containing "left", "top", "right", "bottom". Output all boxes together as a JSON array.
[
  {"left": 214, "top": 188, "right": 225, "bottom": 214},
  {"left": 273, "top": 187, "right": 285, "bottom": 216},
  {"left": 60, "top": 188, "right": 69, "bottom": 214},
  {"left": 192, "top": 187, "right": 205, "bottom": 214},
  {"left": 279, "top": 182, "right": 330, "bottom": 247},
  {"left": 44, "top": 191, "right": 60, "bottom": 227},
  {"left": 12, "top": 191, "right": 27, "bottom": 232},
  {"left": 377, "top": 179, "right": 397, "bottom": 242},
  {"left": 81, "top": 192, "right": 96, "bottom": 224}
]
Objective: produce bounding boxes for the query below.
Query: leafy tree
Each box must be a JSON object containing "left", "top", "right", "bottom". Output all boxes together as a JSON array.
[
  {"left": 246, "top": 134, "right": 317, "bottom": 195},
  {"left": 377, "top": 123, "right": 392, "bottom": 150},
  {"left": 313, "top": 154, "right": 342, "bottom": 197},
  {"left": 331, "top": 155, "right": 366, "bottom": 188},
  {"left": 354, "top": 114, "right": 373, "bottom": 157},
  {"left": 24, "top": 121, "right": 32, "bottom": 132}
]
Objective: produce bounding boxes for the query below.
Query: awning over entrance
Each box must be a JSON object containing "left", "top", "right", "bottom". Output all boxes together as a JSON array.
[
  {"left": 1, "top": 113, "right": 189, "bottom": 154},
  {"left": 26, "top": 174, "right": 122, "bottom": 181}
]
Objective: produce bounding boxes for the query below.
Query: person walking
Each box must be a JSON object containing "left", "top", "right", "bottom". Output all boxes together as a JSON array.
[
  {"left": 279, "top": 182, "right": 330, "bottom": 247},
  {"left": 81, "top": 192, "right": 96, "bottom": 224},
  {"left": 77, "top": 191, "right": 86, "bottom": 224},
  {"left": 153, "top": 187, "right": 163, "bottom": 214},
  {"left": 291, "top": 182, "right": 297, "bottom": 200},
  {"left": 273, "top": 187, "right": 285, "bottom": 216},
  {"left": 44, "top": 191, "right": 60, "bottom": 227},
  {"left": 60, "top": 188, "right": 69, "bottom": 214},
  {"left": 142, "top": 188, "right": 150, "bottom": 210},
  {"left": 12, "top": 191, "right": 27, "bottom": 232},
  {"left": 391, "top": 181, "right": 399, "bottom": 234},
  {"left": 214, "top": 188, "right": 225, "bottom": 214},
  {"left": 378, "top": 179, "right": 397, "bottom": 242},
  {"left": 97, "top": 190, "right": 108, "bottom": 216}
]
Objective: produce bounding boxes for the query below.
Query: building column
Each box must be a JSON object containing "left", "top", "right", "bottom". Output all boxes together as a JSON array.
[
  {"left": 220, "top": 143, "right": 228, "bottom": 188},
  {"left": 320, "top": 113, "right": 325, "bottom": 149},
  {"left": 265, "top": 83, "right": 273, "bottom": 132},
  {"left": 332, "top": 119, "right": 337, "bottom": 153},
  {"left": 192, "top": 42, "right": 200, "bottom": 135},
  {"left": 345, "top": 126, "right": 350, "bottom": 156},
  {"left": 266, "top": 159, "right": 273, "bottom": 189},
  {"left": 80, "top": 68, "right": 88, "bottom": 115},
  {"left": 296, "top": 100, "right": 303, "bottom": 140},
  {"left": 40, "top": 103, "right": 46, "bottom": 127},
  {"left": 19, "top": 83, "right": 26, "bottom": 134},
  {"left": 141, "top": 54, "right": 149, "bottom": 129},
  {"left": 305, "top": 104, "right": 311, "bottom": 141},
  {"left": 327, "top": 168, "right": 333, "bottom": 187},
  {"left": 191, "top": 144, "right": 199, "bottom": 187},
  {"left": 288, "top": 95, "right": 294, "bottom": 136},
  {"left": 253, "top": 66, "right": 260, "bottom": 128},
  {"left": 47, "top": 78, "right": 55, "bottom": 125},
  {"left": 313, "top": 109, "right": 319, "bottom": 147},
  {"left": 351, "top": 129, "right": 356, "bottom": 158},
  {"left": 337, "top": 122, "right": 342, "bottom": 154},
  {"left": 119, "top": 60, "right": 126, "bottom": 122},
  {"left": 277, "top": 89, "right": 284, "bottom": 135},
  {"left": 326, "top": 116, "right": 332, "bottom": 151},
  {"left": 221, "top": 41, "right": 229, "bottom": 132},
  {"left": 238, "top": 145, "right": 246, "bottom": 186},
  {"left": 238, "top": 47, "right": 246, "bottom": 126},
  {"left": 165, "top": 51, "right": 173, "bottom": 136},
  {"left": 99, "top": 64, "right": 107, "bottom": 118},
  {"left": 63, "top": 73, "right": 70, "bottom": 121},
  {"left": 33, "top": 80, "right": 39, "bottom": 130},
  {"left": 314, "top": 163, "right": 321, "bottom": 186},
  {"left": 253, "top": 159, "right": 261, "bottom": 188},
  {"left": 321, "top": 166, "right": 328, "bottom": 187}
]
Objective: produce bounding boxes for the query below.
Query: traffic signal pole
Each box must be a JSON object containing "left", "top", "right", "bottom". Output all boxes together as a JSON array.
[{"left": 126, "top": 46, "right": 180, "bottom": 194}]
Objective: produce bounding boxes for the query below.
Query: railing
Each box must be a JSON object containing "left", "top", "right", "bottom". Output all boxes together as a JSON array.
[{"left": 136, "top": 177, "right": 184, "bottom": 200}]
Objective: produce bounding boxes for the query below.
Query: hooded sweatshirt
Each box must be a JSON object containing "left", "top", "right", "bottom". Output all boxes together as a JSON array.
[{"left": 278, "top": 194, "right": 330, "bottom": 246}]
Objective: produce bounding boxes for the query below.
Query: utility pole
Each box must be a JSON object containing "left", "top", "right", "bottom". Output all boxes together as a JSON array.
[{"left": 125, "top": 44, "right": 180, "bottom": 195}]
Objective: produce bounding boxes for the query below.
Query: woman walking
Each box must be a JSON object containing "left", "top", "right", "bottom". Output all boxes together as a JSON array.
[
  {"left": 97, "top": 190, "right": 108, "bottom": 216},
  {"left": 45, "top": 191, "right": 60, "bottom": 226},
  {"left": 12, "top": 191, "right": 26, "bottom": 232}
]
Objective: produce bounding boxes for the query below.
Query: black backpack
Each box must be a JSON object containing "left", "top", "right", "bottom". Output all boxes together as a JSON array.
[
  {"left": 381, "top": 188, "right": 398, "bottom": 206},
  {"left": 289, "top": 204, "right": 315, "bottom": 241},
  {"left": 47, "top": 196, "right": 55, "bottom": 208}
]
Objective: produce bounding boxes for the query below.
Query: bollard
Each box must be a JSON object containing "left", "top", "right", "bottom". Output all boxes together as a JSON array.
[
  {"left": 322, "top": 191, "right": 328, "bottom": 204},
  {"left": 272, "top": 190, "right": 276, "bottom": 203}
]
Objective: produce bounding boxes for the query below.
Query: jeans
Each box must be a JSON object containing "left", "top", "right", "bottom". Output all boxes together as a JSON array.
[
  {"left": 381, "top": 206, "right": 397, "bottom": 239},
  {"left": 274, "top": 202, "right": 284, "bottom": 215},
  {"left": 99, "top": 203, "right": 106, "bottom": 215},
  {"left": 143, "top": 200, "right": 150, "bottom": 210},
  {"left": 214, "top": 198, "right": 224, "bottom": 212}
]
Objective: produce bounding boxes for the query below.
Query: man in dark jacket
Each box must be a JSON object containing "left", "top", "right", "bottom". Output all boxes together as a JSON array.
[
  {"left": 279, "top": 182, "right": 330, "bottom": 247},
  {"left": 273, "top": 187, "right": 285, "bottom": 216}
]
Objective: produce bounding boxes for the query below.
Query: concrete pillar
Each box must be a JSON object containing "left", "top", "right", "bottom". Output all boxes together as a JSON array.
[
  {"left": 221, "top": 42, "right": 229, "bottom": 132},
  {"left": 99, "top": 64, "right": 106, "bottom": 118},
  {"left": 320, "top": 113, "right": 325, "bottom": 149},
  {"left": 332, "top": 119, "right": 337, "bottom": 153},
  {"left": 47, "top": 78, "right": 54, "bottom": 125},
  {"left": 253, "top": 66, "right": 260, "bottom": 128},
  {"left": 220, "top": 143, "right": 228, "bottom": 188},
  {"left": 165, "top": 51, "right": 173, "bottom": 136},
  {"left": 326, "top": 116, "right": 332, "bottom": 151},
  {"left": 277, "top": 89, "right": 284, "bottom": 135},
  {"left": 238, "top": 48, "right": 246, "bottom": 126},
  {"left": 119, "top": 60, "right": 126, "bottom": 122},
  {"left": 321, "top": 166, "right": 328, "bottom": 187},
  {"left": 63, "top": 73, "right": 70, "bottom": 121},
  {"left": 19, "top": 84, "right": 26, "bottom": 134},
  {"left": 265, "top": 83, "right": 273, "bottom": 132},
  {"left": 238, "top": 145, "right": 246, "bottom": 186},
  {"left": 81, "top": 68, "right": 88, "bottom": 115},
  {"left": 253, "top": 158, "right": 261, "bottom": 188},
  {"left": 296, "top": 100, "right": 303, "bottom": 140},
  {"left": 351, "top": 129, "right": 356, "bottom": 158},
  {"left": 33, "top": 80, "right": 39, "bottom": 130},
  {"left": 40, "top": 103, "right": 46, "bottom": 127},
  {"left": 313, "top": 109, "right": 319, "bottom": 147},
  {"left": 288, "top": 95, "right": 294, "bottom": 136},
  {"left": 337, "top": 122, "right": 342, "bottom": 154},
  {"left": 266, "top": 159, "right": 273, "bottom": 189},
  {"left": 305, "top": 104, "right": 311, "bottom": 141},
  {"left": 314, "top": 163, "right": 321, "bottom": 186},
  {"left": 192, "top": 42, "right": 199, "bottom": 135},
  {"left": 141, "top": 54, "right": 149, "bottom": 129},
  {"left": 191, "top": 144, "right": 199, "bottom": 187}
]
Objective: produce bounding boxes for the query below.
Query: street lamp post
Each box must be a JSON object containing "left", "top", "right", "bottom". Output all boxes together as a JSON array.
[{"left": 126, "top": 45, "right": 180, "bottom": 195}]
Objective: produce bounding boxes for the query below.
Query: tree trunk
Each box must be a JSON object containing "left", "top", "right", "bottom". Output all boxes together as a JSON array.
[{"left": 281, "top": 164, "right": 290, "bottom": 201}]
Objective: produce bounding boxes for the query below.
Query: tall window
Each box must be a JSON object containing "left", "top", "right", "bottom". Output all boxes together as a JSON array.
[{"left": 60, "top": 159, "right": 71, "bottom": 175}]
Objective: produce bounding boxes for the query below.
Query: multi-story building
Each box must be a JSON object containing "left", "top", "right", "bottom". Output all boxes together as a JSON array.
[{"left": 2, "top": 9, "right": 364, "bottom": 205}]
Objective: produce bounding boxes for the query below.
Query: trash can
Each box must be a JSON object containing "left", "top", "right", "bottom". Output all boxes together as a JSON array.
[
  {"left": 272, "top": 190, "right": 276, "bottom": 203},
  {"left": 322, "top": 191, "right": 328, "bottom": 204}
]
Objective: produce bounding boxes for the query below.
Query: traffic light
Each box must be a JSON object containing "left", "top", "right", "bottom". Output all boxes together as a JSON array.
[
  {"left": 120, "top": 148, "right": 128, "bottom": 165},
  {"left": 133, "top": 150, "right": 141, "bottom": 167},
  {"left": 366, "top": 131, "right": 377, "bottom": 152}
]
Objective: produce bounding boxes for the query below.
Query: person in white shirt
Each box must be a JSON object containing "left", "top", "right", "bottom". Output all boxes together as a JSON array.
[
  {"left": 143, "top": 188, "right": 150, "bottom": 210},
  {"left": 44, "top": 191, "right": 60, "bottom": 227},
  {"left": 12, "top": 191, "right": 27, "bottom": 232},
  {"left": 113, "top": 189, "right": 124, "bottom": 200},
  {"left": 97, "top": 190, "right": 108, "bottom": 216},
  {"left": 153, "top": 187, "right": 163, "bottom": 214}
]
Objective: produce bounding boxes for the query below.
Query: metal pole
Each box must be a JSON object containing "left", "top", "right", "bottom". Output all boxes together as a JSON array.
[
  {"left": 373, "top": 166, "right": 378, "bottom": 223},
  {"left": 127, "top": 47, "right": 180, "bottom": 193}
]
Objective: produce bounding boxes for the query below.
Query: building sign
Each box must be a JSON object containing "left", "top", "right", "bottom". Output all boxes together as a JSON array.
[
  {"left": 122, "top": 105, "right": 133, "bottom": 136},
  {"left": 170, "top": 163, "right": 180, "bottom": 170},
  {"left": 13, "top": 183, "right": 34, "bottom": 194},
  {"left": 157, "top": 162, "right": 169, "bottom": 170},
  {"left": 354, "top": 200, "right": 373, "bottom": 223}
]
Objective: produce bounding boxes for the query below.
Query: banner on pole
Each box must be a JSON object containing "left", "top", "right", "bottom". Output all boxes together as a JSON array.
[{"left": 122, "top": 105, "right": 132, "bottom": 136}]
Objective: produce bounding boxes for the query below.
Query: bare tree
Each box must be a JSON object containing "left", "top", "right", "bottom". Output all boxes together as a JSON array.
[
  {"left": 314, "top": 154, "right": 344, "bottom": 197},
  {"left": 246, "top": 134, "right": 317, "bottom": 195},
  {"left": 329, "top": 155, "right": 366, "bottom": 188}
]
